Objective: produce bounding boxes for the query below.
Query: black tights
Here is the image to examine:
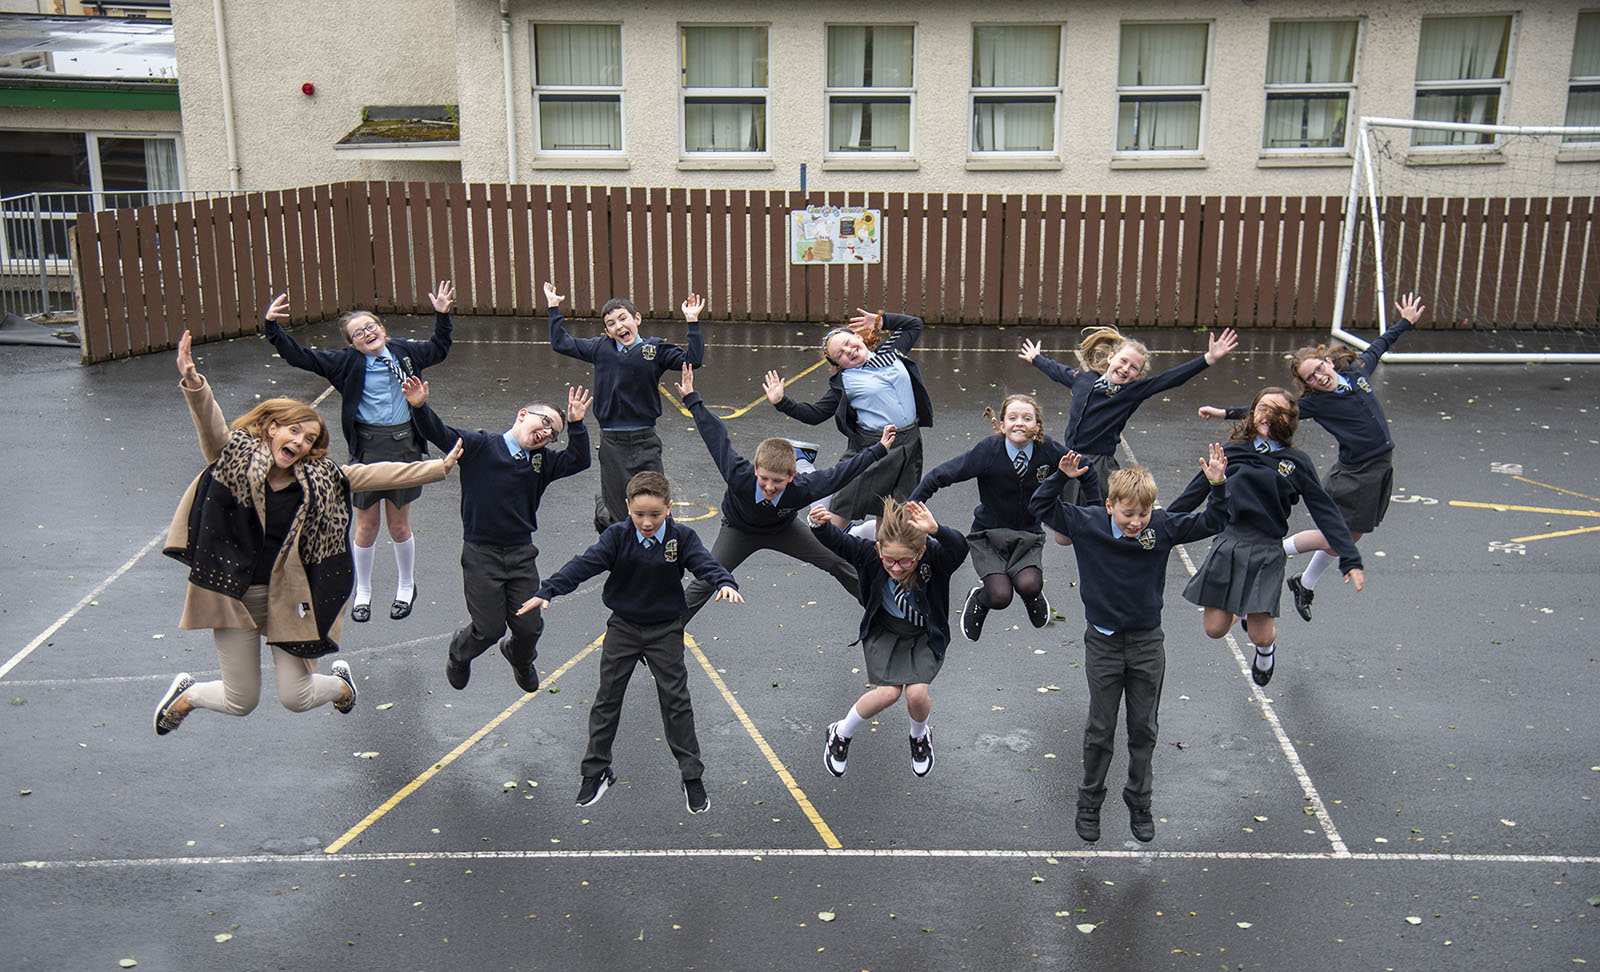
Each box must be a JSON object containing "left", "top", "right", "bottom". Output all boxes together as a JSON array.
[{"left": 980, "top": 567, "right": 1043, "bottom": 610}]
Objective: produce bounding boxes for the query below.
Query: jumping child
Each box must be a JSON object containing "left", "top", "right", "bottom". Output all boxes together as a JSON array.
[
  {"left": 154, "top": 330, "right": 461, "bottom": 736},
  {"left": 262, "top": 283, "right": 455, "bottom": 623},
  {"left": 809, "top": 498, "right": 969, "bottom": 779}
]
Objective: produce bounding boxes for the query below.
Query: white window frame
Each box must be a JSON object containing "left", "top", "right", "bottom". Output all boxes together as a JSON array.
[
  {"left": 967, "top": 23, "right": 1064, "bottom": 157},
  {"left": 1114, "top": 20, "right": 1212, "bottom": 157},
  {"left": 679, "top": 23, "right": 770, "bottom": 157},
  {"left": 1411, "top": 14, "right": 1514, "bottom": 149},
  {"left": 824, "top": 24, "right": 917, "bottom": 158},
  {"left": 530, "top": 22, "right": 626, "bottom": 156},
  {"left": 1564, "top": 11, "right": 1600, "bottom": 143},
  {"left": 1260, "top": 18, "right": 1361, "bottom": 154}
]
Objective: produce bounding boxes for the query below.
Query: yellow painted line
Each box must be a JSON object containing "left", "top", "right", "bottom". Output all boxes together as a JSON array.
[
  {"left": 1510, "top": 524, "right": 1600, "bottom": 543},
  {"left": 658, "top": 358, "right": 831, "bottom": 421},
  {"left": 686, "top": 634, "right": 842, "bottom": 849},
  {"left": 1513, "top": 475, "right": 1600, "bottom": 505},
  {"left": 672, "top": 501, "right": 719, "bottom": 523},
  {"left": 1448, "top": 500, "right": 1600, "bottom": 519},
  {"left": 323, "top": 633, "right": 606, "bottom": 854}
]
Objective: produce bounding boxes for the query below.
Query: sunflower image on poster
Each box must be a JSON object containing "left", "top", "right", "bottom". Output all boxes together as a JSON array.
[{"left": 791, "top": 207, "right": 882, "bottom": 265}]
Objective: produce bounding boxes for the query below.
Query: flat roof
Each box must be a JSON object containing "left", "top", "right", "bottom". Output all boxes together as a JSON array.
[{"left": 0, "top": 13, "right": 174, "bottom": 81}]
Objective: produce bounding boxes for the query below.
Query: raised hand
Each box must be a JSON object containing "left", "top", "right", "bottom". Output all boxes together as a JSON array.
[
  {"left": 264, "top": 292, "right": 290, "bottom": 322},
  {"left": 680, "top": 293, "right": 706, "bottom": 321},
  {"left": 878, "top": 424, "right": 897, "bottom": 451},
  {"left": 430, "top": 280, "right": 455, "bottom": 313},
  {"left": 1395, "top": 292, "right": 1426, "bottom": 323},
  {"left": 1196, "top": 405, "right": 1227, "bottom": 420},
  {"left": 175, "top": 330, "right": 200, "bottom": 387},
  {"left": 674, "top": 363, "right": 695, "bottom": 398},
  {"left": 1200, "top": 442, "right": 1228, "bottom": 483},
  {"left": 1058, "top": 451, "right": 1090, "bottom": 479},
  {"left": 441, "top": 438, "right": 464, "bottom": 472},
  {"left": 566, "top": 385, "right": 592, "bottom": 423},
  {"left": 762, "top": 370, "right": 785, "bottom": 404},
  {"left": 1204, "top": 327, "right": 1239, "bottom": 365},
  {"left": 401, "top": 375, "right": 429, "bottom": 408},
  {"left": 847, "top": 307, "right": 882, "bottom": 332},
  {"left": 904, "top": 500, "right": 938, "bottom": 534},
  {"left": 712, "top": 586, "right": 744, "bottom": 604},
  {"left": 542, "top": 282, "right": 564, "bottom": 308},
  {"left": 1018, "top": 338, "right": 1043, "bottom": 363}
]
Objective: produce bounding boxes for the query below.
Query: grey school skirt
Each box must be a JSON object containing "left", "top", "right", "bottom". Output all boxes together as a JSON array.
[
  {"left": 862, "top": 611, "right": 942, "bottom": 686},
  {"left": 1326, "top": 451, "right": 1394, "bottom": 534},
  {"left": 351, "top": 421, "right": 424, "bottom": 510},
  {"left": 967, "top": 528, "right": 1045, "bottom": 578},
  {"left": 1182, "top": 534, "right": 1285, "bottom": 618},
  {"left": 829, "top": 424, "right": 924, "bottom": 522},
  {"left": 1058, "top": 451, "right": 1119, "bottom": 505}
]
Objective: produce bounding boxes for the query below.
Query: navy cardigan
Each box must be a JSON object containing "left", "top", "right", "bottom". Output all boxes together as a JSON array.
[
  {"left": 774, "top": 313, "right": 934, "bottom": 436},
  {"left": 811, "top": 519, "right": 969, "bottom": 660}
]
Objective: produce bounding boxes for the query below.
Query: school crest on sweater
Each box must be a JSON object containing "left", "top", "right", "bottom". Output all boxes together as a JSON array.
[
  {"left": 664, "top": 538, "right": 678, "bottom": 562},
  {"left": 640, "top": 343, "right": 658, "bottom": 360},
  {"left": 1277, "top": 458, "right": 1296, "bottom": 477},
  {"left": 1035, "top": 465, "right": 1049, "bottom": 483},
  {"left": 1355, "top": 375, "right": 1372, "bottom": 393},
  {"left": 1136, "top": 527, "right": 1156, "bottom": 550}
]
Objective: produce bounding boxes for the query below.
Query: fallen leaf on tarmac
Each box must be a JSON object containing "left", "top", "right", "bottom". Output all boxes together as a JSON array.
[
  {"left": 353, "top": 752, "right": 378, "bottom": 759},
  {"left": 818, "top": 911, "right": 835, "bottom": 922},
  {"left": 119, "top": 962, "right": 137, "bottom": 969},
  {"left": 1500, "top": 819, "right": 1516, "bottom": 827},
  {"left": 634, "top": 929, "right": 644, "bottom": 941},
  {"left": 214, "top": 933, "right": 232, "bottom": 943},
  {"left": 19, "top": 789, "right": 31, "bottom": 796},
  {"left": 375, "top": 703, "right": 394, "bottom": 711},
  {"left": 1237, "top": 922, "right": 1252, "bottom": 928},
  {"left": 1404, "top": 916, "right": 1423, "bottom": 925},
  {"left": 1031, "top": 873, "right": 1044, "bottom": 883},
  {"left": 1587, "top": 895, "right": 1600, "bottom": 907},
  {"left": 1055, "top": 911, "right": 1071, "bottom": 917},
  {"left": 1253, "top": 816, "right": 1267, "bottom": 822},
  {"left": 1075, "top": 923, "right": 1096, "bottom": 934},
  {"left": 502, "top": 781, "right": 517, "bottom": 792}
]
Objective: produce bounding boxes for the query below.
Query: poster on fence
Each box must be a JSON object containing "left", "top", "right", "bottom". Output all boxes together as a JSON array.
[{"left": 790, "top": 206, "right": 881, "bottom": 265}]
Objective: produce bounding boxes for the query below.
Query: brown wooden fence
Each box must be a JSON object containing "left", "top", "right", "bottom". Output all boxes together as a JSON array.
[{"left": 71, "top": 181, "right": 1600, "bottom": 363}]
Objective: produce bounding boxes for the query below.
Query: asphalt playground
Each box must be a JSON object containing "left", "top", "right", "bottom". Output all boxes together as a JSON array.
[{"left": 1, "top": 312, "right": 1596, "bottom": 970}]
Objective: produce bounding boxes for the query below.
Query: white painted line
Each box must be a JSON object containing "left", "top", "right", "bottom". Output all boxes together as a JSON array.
[
  {"left": 0, "top": 532, "right": 167, "bottom": 681},
  {"left": 5, "top": 846, "right": 1596, "bottom": 872}
]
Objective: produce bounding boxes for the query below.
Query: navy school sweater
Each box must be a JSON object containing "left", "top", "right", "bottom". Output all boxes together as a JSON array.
[
  {"left": 682, "top": 391, "right": 887, "bottom": 535},
  {"left": 412, "top": 401, "right": 590, "bottom": 546},
  {"left": 1030, "top": 353, "right": 1210, "bottom": 456},
  {"left": 1030, "top": 469, "right": 1226, "bottom": 632},
  {"left": 534, "top": 518, "right": 735, "bottom": 625},
  {"left": 548, "top": 307, "right": 704, "bottom": 429},
  {"left": 773, "top": 313, "right": 934, "bottom": 436},
  {"left": 1167, "top": 440, "right": 1363, "bottom": 575},
  {"left": 811, "top": 519, "right": 969, "bottom": 660},
  {"left": 911, "top": 434, "right": 1070, "bottom": 533}
]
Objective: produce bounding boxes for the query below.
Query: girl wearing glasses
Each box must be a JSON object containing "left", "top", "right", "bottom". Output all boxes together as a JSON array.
[
  {"left": 808, "top": 498, "right": 969, "bottom": 780},
  {"left": 262, "top": 284, "right": 455, "bottom": 625}
]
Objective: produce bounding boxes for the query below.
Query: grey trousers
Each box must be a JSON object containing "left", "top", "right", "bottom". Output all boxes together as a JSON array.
[
  {"left": 1079, "top": 624, "right": 1166, "bottom": 811},
  {"left": 682, "top": 517, "right": 858, "bottom": 621},
  {"left": 448, "top": 541, "right": 543, "bottom": 669},
  {"left": 597, "top": 427, "right": 664, "bottom": 527},
  {"left": 583, "top": 614, "right": 702, "bottom": 780}
]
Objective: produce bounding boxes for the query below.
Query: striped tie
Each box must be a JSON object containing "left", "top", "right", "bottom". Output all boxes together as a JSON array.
[
  {"left": 380, "top": 355, "right": 406, "bottom": 386},
  {"left": 1013, "top": 451, "right": 1028, "bottom": 477},
  {"left": 862, "top": 347, "right": 899, "bottom": 369},
  {"left": 1092, "top": 376, "right": 1115, "bottom": 395},
  {"left": 894, "top": 582, "right": 923, "bottom": 627}
]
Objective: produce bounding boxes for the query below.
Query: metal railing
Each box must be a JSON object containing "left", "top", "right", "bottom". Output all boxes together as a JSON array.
[{"left": 1, "top": 189, "right": 238, "bottom": 319}]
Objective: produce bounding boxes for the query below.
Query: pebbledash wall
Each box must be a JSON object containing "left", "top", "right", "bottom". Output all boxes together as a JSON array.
[{"left": 167, "top": 0, "right": 1594, "bottom": 196}]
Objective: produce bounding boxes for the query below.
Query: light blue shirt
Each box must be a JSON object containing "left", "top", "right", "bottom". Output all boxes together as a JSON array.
[
  {"left": 357, "top": 354, "right": 411, "bottom": 426},
  {"left": 1006, "top": 441, "right": 1032, "bottom": 467},
  {"left": 879, "top": 579, "right": 911, "bottom": 619},
  {"left": 1334, "top": 373, "right": 1352, "bottom": 393},
  {"left": 1253, "top": 437, "right": 1284, "bottom": 453},
  {"left": 754, "top": 483, "right": 786, "bottom": 507},
  {"left": 841, "top": 359, "right": 916, "bottom": 430},
  {"left": 502, "top": 430, "right": 526, "bottom": 460},
  {"left": 634, "top": 527, "right": 657, "bottom": 548}
]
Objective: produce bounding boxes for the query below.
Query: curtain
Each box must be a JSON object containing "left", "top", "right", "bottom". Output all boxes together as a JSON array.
[
  {"left": 1117, "top": 99, "right": 1200, "bottom": 151},
  {"left": 684, "top": 102, "right": 765, "bottom": 152},
  {"left": 1266, "top": 21, "right": 1357, "bottom": 85},
  {"left": 973, "top": 25, "right": 1059, "bottom": 87},
  {"left": 539, "top": 98, "right": 621, "bottom": 151},
  {"left": 143, "top": 138, "right": 179, "bottom": 202},
  {"left": 535, "top": 24, "right": 620, "bottom": 86},
  {"left": 1264, "top": 94, "right": 1348, "bottom": 148},
  {"left": 1118, "top": 23, "right": 1207, "bottom": 86},
  {"left": 683, "top": 26, "right": 767, "bottom": 88},
  {"left": 1415, "top": 16, "right": 1509, "bottom": 82}
]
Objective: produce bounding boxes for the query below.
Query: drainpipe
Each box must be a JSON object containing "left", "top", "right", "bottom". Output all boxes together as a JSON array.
[
  {"left": 500, "top": 0, "right": 518, "bottom": 182},
  {"left": 212, "top": 0, "right": 242, "bottom": 190}
]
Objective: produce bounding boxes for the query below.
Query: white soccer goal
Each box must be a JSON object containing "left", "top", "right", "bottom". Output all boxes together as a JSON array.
[{"left": 1330, "top": 116, "right": 1600, "bottom": 363}]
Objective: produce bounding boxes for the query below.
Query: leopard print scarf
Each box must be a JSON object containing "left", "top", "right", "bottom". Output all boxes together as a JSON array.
[{"left": 212, "top": 429, "right": 350, "bottom": 562}]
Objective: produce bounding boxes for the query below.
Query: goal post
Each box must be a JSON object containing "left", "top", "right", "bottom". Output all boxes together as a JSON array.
[{"left": 1330, "top": 116, "right": 1600, "bottom": 364}]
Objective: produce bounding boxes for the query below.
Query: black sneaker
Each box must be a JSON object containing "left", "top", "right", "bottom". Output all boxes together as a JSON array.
[
  {"left": 683, "top": 778, "right": 710, "bottom": 814},
  {"left": 153, "top": 672, "right": 194, "bottom": 736},
  {"left": 575, "top": 767, "right": 616, "bottom": 807},
  {"left": 330, "top": 660, "right": 357, "bottom": 714},
  {"left": 1075, "top": 805, "right": 1101, "bottom": 842},
  {"left": 960, "top": 587, "right": 988, "bottom": 642},
  {"left": 823, "top": 722, "right": 851, "bottom": 777},
  {"left": 1128, "top": 804, "right": 1156, "bottom": 843},
  {"left": 445, "top": 654, "right": 471, "bottom": 690},
  {"left": 1287, "top": 574, "right": 1315, "bottom": 622},
  {"left": 501, "top": 641, "right": 539, "bottom": 693},
  {"left": 1251, "top": 647, "right": 1275, "bottom": 687},
  {"left": 1023, "top": 592, "right": 1051, "bottom": 628},
  {"left": 909, "top": 730, "right": 935, "bottom": 777}
]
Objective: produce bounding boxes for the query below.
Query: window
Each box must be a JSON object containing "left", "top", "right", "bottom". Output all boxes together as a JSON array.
[
  {"left": 826, "top": 26, "right": 915, "bottom": 154},
  {"left": 0, "top": 131, "right": 180, "bottom": 262},
  {"left": 1564, "top": 12, "right": 1600, "bottom": 142},
  {"left": 970, "top": 25, "right": 1061, "bottom": 154},
  {"left": 1262, "top": 20, "right": 1359, "bottom": 151},
  {"left": 681, "top": 25, "right": 768, "bottom": 154},
  {"left": 532, "top": 24, "right": 623, "bottom": 153},
  {"left": 1412, "top": 15, "right": 1512, "bottom": 146},
  {"left": 1117, "top": 22, "right": 1210, "bottom": 153}
]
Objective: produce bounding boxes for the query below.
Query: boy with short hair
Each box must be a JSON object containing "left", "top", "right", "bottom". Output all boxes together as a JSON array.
[
  {"left": 544, "top": 282, "right": 706, "bottom": 533},
  {"left": 403, "top": 377, "right": 592, "bottom": 693},
  {"left": 518, "top": 472, "right": 742, "bottom": 815},
  {"left": 673, "top": 364, "right": 895, "bottom": 620},
  {"left": 1028, "top": 447, "right": 1229, "bottom": 844}
]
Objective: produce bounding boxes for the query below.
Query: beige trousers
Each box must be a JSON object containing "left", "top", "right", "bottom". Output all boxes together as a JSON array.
[{"left": 186, "top": 585, "right": 346, "bottom": 715}]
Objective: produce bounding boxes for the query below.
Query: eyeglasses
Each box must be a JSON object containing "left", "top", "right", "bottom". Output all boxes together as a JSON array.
[
  {"left": 350, "top": 323, "right": 382, "bottom": 341},
  {"left": 878, "top": 554, "right": 917, "bottom": 570}
]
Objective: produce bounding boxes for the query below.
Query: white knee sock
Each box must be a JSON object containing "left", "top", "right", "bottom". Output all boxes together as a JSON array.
[
  {"left": 1302, "top": 550, "right": 1336, "bottom": 589},
  {"left": 1282, "top": 535, "right": 1300, "bottom": 556},
  {"left": 838, "top": 705, "right": 869, "bottom": 738},
  {"left": 352, "top": 542, "right": 376, "bottom": 603},
  {"left": 908, "top": 716, "right": 928, "bottom": 739},
  {"left": 847, "top": 517, "right": 878, "bottom": 541},
  {"left": 1254, "top": 641, "right": 1275, "bottom": 674},
  {"left": 393, "top": 536, "right": 415, "bottom": 598}
]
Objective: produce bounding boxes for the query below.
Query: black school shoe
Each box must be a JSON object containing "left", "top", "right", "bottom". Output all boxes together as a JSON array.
[
  {"left": 683, "top": 778, "right": 710, "bottom": 814},
  {"left": 1128, "top": 804, "right": 1155, "bottom": 843},
  {"left": 1024, "top": 592, "right": 1051, "bottom": 628},
  {"left": 1075, "top": 805, "right": 1101, "bottom": 842},
  {"left": 959, "top": 587, "right": 988, "bottom": 642},
  {"left": 390, "top": 583, "right": 418, "bottom": 621},
  {"left": 1250, "top": 647, "right": 1275, "bottom": 687},
  {"left": 576, "top": 767, "right": 616, "bottom": 807},
  {"left": 501, "top": 641, "right": 540, "bottom": 693},
  {"left": 445, "top": 654, "right": 471, "bottom": 690},
  {"left": 350, "top": 601, "right": 371, "bottom": 623},
  {"left": 1287, "top": 574, "right": 1315, "bottom": 622},
  {"left": 593, "top": 493, "right": 613, "bottom": 534}
]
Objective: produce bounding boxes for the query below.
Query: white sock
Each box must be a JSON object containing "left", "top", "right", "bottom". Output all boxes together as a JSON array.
[
  {"left": 393, "top": 536, "right": 416, "bottom": 598},
  {"left": 838, "top": 705, "right": 869, "bottom": 738},
  {"left": 352, "top": 542, "right": 376, "bottom": 603},
  {"left": 795, "top": 456, "right": 817, "bottom": 475},
  {"left": 847, "top": 517, "right": 878, "bottom": 541},
  {"left": 909, "top": 716, "right": 928, "bottom": 739},
  {"left": 1302, "top": 550, "right": 1336, "bottom": 589},
  {"left": 1254, "top": 641, "right": 1275, "bottom": 674},
  {"left": 1282, "top": 536, "right": 1300, "bottom": 556}
]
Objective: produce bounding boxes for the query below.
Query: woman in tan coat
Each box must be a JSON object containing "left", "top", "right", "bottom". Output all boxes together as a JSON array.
[{"left": 154, "top": 330, "right": 461, "bottom": 735}]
